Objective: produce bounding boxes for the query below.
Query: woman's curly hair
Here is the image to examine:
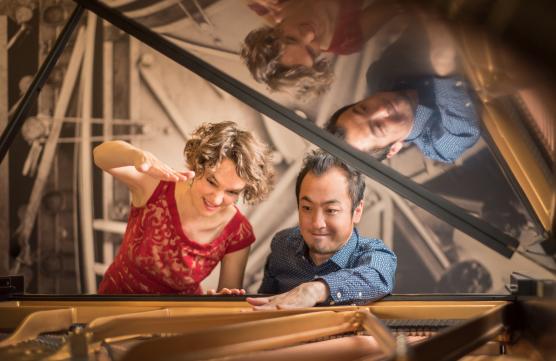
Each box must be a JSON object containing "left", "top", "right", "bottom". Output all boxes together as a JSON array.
[
  {"left": 184, "top": 121, "right": 274, "bottom": 204},
  {"left": 241, "top": 26, "right": 333, "bottom": 99}
]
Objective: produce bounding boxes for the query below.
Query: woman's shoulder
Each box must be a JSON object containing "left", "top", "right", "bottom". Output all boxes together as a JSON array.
[{"left": 134, "top": 180, "right": 171, "bottom": 208}]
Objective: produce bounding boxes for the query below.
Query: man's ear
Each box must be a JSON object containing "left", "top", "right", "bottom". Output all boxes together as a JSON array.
[
  {"left": 386, "top": 141, "right": 404, "bottom": 159},
  {"left": 352, "top": 200, "right": 364, "bottom": 223}
]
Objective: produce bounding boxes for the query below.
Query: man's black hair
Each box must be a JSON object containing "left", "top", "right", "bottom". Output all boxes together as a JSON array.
[{"left": 295, "top": 149, "right": 365, "bottom": 213}]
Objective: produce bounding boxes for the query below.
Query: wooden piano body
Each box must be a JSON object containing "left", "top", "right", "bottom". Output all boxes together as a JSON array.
[{"left": 0, "top": 293, "right": 554, "bottom": 361}]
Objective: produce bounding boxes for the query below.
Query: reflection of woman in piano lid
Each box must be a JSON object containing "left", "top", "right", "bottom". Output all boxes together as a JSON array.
[
  {"left": 93, "top": 121, "right": 275, "bottom": 295},
  {"left": 241, "top": 0, "right": 403, "bottom": 98}
]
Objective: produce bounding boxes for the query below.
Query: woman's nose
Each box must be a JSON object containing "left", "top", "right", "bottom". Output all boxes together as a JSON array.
[
  {"left": 209, "top": 192, "right": 224, "bottom": 206},
  {"left": 298, "top": 23, "right": 316, "bottom": 43}
]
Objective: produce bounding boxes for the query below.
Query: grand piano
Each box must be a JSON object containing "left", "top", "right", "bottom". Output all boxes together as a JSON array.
[{"left": 0, "top": 0, "right": 555, "bottom": 360}]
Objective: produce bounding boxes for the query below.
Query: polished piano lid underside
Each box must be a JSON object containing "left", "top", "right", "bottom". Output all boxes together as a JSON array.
[{"left": 0, "top": 0, "right": 555, "bottom": 360}]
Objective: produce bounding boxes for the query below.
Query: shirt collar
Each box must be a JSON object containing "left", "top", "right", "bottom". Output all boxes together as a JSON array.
[
  {"left": 296, "top": 227, "right": 360, "bottom": 267},
  {"left": 329, "top": 228, "right": 359, "bottom": 268},
  {"left": 406, "top": 104, "right": 433, "bottom": 141}
]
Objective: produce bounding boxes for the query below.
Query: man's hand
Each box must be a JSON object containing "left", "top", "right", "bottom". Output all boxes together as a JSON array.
[
  {"left": 206, "top": 288, "right": 246, "bottom": 296},
  {"left": 246, "top": 281, "right": 329, "bottom": 310},
  {"left": 133, "top": 150, "right": 194, "bottom": 182}
]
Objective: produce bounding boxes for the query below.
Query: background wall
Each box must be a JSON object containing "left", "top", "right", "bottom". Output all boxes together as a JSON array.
[{"left": 0, "top": 0, "right": 553, "bottom": 295}]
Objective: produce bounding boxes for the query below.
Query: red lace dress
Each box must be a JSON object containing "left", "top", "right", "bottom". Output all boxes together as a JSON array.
[{"left": 98, "top": 181, "right": 255, "bottom": 294}]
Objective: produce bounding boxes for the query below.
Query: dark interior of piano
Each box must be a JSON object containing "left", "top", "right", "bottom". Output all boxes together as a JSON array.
[{"left": 0, "top": 0, "right": 555, "bottom": 360}]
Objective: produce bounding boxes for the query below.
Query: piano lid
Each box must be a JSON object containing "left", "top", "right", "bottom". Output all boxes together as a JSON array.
[
  {"left": 1, "top": 0, "right": 554, "bottom": 289},
  {"left": 70, "top": 0, "right": 554, "bottom": 260}
]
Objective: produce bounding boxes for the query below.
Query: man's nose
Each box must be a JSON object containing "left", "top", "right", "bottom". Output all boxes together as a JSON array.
[
  {"left": 311, "top": 210, "right": 326, "bottom": 228},
  {"left": 369, "top": 106, "right": 389, "bottom": 120}
]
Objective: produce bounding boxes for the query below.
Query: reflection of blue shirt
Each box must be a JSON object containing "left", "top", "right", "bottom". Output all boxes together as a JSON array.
[
  {"left": 366, "top": 22, "right": 480, "bottom": 163},
  {"left": 258, "top": 226, "right": 397, "bottom": 305},
  {"left": 402, "top": 76, "right": 481, "bottom": 163}
]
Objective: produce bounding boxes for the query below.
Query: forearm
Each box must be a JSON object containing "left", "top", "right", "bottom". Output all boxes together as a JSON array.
[
  {"left": 217, "top": 248, "right": 250, "bottom": 290},
  {"left": 320, "top": 249, "right": 397, "bottom": 304},
  {"left": 93, "top": 140, "right": 142, "bottom": 171},
  {"left": 422, "top": 19, "right": 457, "bottom": 76},
  {"left": 304, "top": 280, "right": 329, "bottom": 304}
]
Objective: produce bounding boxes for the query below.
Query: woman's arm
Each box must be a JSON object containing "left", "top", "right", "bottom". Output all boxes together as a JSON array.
[
  {"left": 93, "top": 140, "right": 193, "bottom": 206},
  {"left": 216, "top": 247, "right": 251, "bottom": 290}
]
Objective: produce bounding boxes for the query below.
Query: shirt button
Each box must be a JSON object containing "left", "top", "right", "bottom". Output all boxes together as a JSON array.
[
  {"left": 455, "top": 80, "right": 463, "bottom": 87},
  {"left": 337, "top": 292, "right": 342, "bottom": 299},
  {"left": 465, "top": 102, "right": 471, "bottom": 107},
  {"left": 424, "top": 81, "right": 430, "bottom": 86},
  {"left": 358, "top": 292, "right": 362, "bottom": 297}
]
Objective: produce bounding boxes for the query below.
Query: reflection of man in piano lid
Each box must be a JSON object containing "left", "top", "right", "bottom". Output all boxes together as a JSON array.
[
  {"left": 325, "top": 17, "right": 481, "bottom": 163},
  {"left": 247, "top": 150, "right": 396, "bottom": 309},
  {"left": 241, "top": 0, "right": 402, "bottom": 98}
]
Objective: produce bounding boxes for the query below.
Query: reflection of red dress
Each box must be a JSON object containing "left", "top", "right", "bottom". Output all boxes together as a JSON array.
[
  {"left": 98, "top": 181, "right": 255, "bottom": 295},
  {"left": 325, "top": 0, "right": 364, "bottom": 55},
  {"left": 247, "top": 0, "right": 364, "bottom": 55}
]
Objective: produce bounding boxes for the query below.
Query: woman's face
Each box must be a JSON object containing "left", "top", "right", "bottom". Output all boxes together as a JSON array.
[
  {"left": 277, "top": 0, "right": 336, "bottom": 67},
  {"left": 190, "top": 158, "right": 246, "bottom": 216}
]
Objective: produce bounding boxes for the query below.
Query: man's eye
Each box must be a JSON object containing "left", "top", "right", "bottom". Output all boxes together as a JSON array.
[
  {"left": 326, "top": 209, "right": 339, "bottom": 214},
  {"left": 353, "top": 104, "right": 365, "bottom": 115},
  {"left": 301, "top": 205, "right": 311, "bottom": 211}
]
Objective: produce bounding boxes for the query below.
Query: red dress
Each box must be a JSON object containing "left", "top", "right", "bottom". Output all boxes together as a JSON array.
[{"left": 98, "top": 181, "right": 255, "bottom": 294}]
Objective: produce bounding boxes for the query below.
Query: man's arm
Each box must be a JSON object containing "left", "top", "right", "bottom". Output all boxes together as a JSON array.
[
  {"left": 247, "top": 239, "right": 397, "bottom": 309},
  {"left": 319, "top": 240, "right": 397, "bottom": 305},
  {"left": 257, "top": 256, "right": 279, "bottom": 294},
  {"left": 418, "top": 77, "right": 481, "bottom": 163},
  {"left": 247, "top": 280, "right": 329, "bottom": 310}
]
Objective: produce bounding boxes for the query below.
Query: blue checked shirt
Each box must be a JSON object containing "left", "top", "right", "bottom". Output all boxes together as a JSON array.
[
  {"left": 258, "top": 226, "right": 397, "bottom": 305},
  {"left": 366, "top": 21, "right": 481, "bottom": 163},
  {"left": 402, "top": 76, "right": 481, "bottom": 163}
]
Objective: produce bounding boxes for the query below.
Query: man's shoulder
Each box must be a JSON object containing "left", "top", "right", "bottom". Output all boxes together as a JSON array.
[
  {"left": 356, "top": 234, "right": 389, "bottom": 251},
  {"left": 272, "top": 226, "right": 301, "bottom": 244}
]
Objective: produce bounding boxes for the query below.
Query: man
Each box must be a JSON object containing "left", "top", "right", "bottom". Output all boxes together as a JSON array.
[
  {"left": 241, "top": 0, "right": 402, "bottom": 98},
  {"left": 325, "top": 17, "right": 481, "bottom": 163},
  {"left": 246, "top": 150, "right": 396, "bottom": 309}
]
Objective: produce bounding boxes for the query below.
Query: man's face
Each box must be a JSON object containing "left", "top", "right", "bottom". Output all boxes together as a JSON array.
[
  {"left": 336, "top": 91, "right": 415, "bottom": 153},
  {"left": 298, "top": 167, "right": 363, "bottom": 264}
]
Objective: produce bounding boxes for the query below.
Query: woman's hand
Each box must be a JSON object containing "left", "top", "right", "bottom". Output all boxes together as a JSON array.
[
  {"left": 133, "top": 150, "right": 195, "bottom": 182},
  {"left": 206, "top": 288, "right": 246, "bottom": 296}
]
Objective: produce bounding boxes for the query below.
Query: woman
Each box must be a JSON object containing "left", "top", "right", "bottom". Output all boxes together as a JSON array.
[
  {"left": 242, "top": 0, "right": 404, "bottom": 97},
  {"left": 94, "top": 121, "right": 274, "bottom": 295}
]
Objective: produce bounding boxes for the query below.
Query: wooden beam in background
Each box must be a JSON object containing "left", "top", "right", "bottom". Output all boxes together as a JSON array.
[
  {"left": 0, "top": 16, "right": 9, "bottom": 275},
  {"left": 79, "top": 12, "right": 97, "bottom": 294},
  {"left": 10, "top": 28, "right": 85, "bottom": 275}
]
